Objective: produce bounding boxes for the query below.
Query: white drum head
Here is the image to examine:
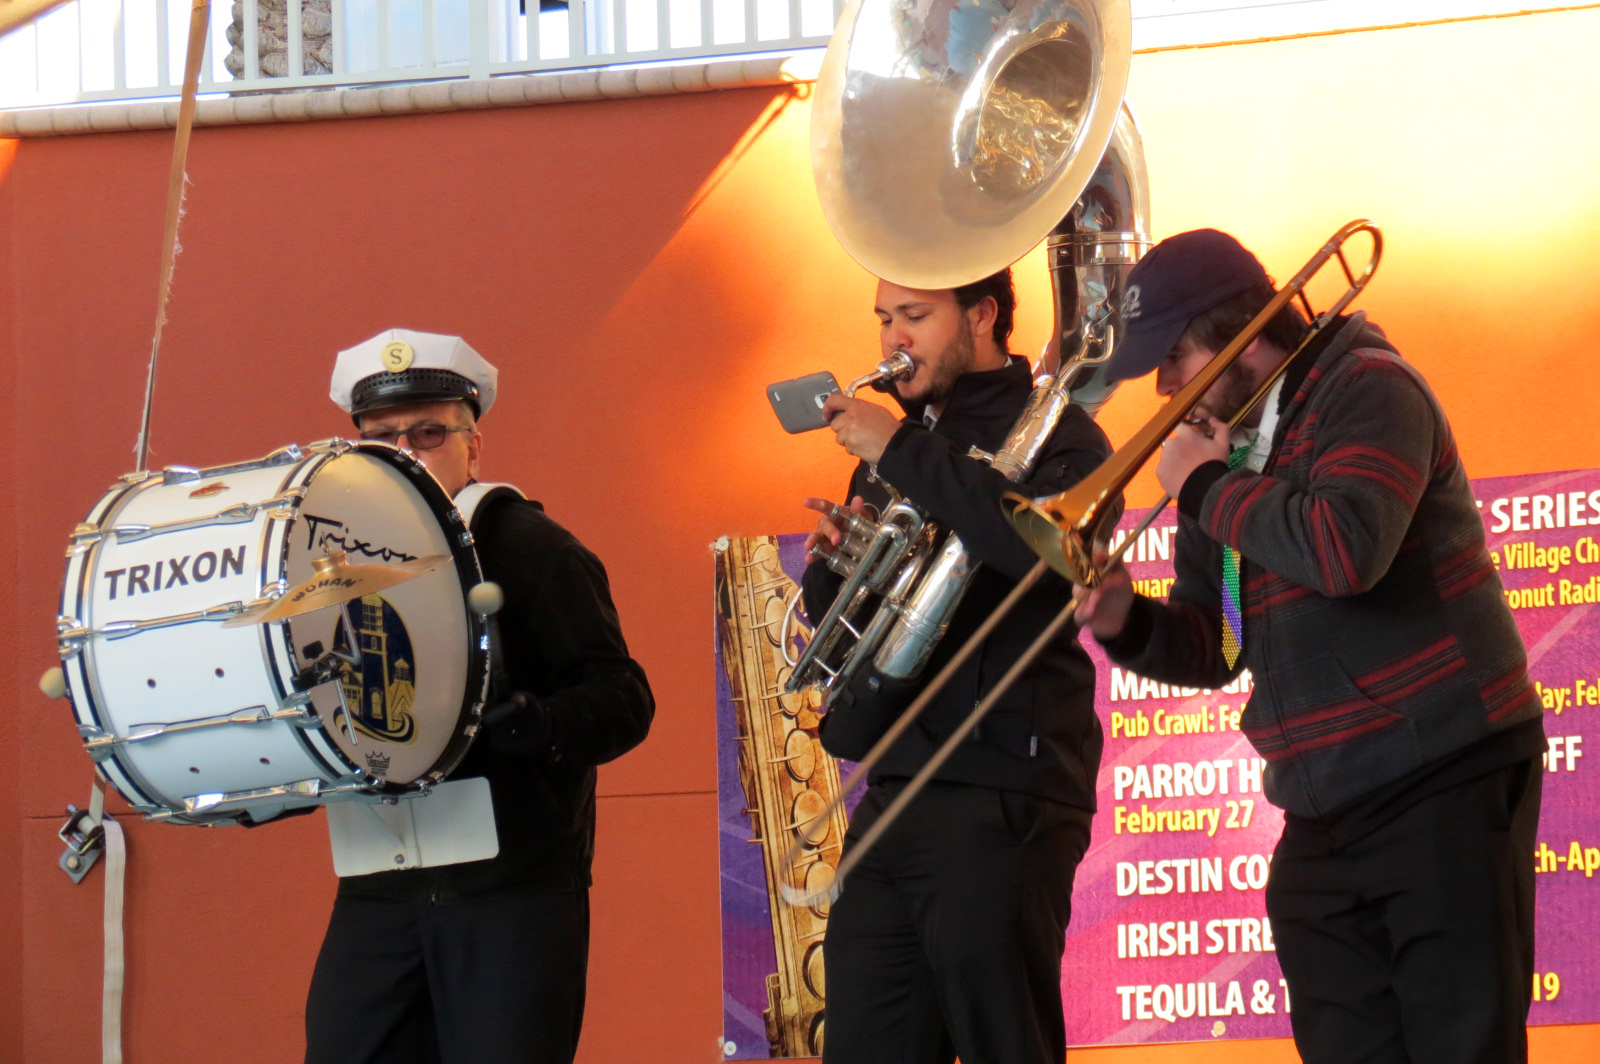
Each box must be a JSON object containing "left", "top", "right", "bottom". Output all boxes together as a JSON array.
[{"left": 284, "top": 448, "right": 481, "bottom": 785}]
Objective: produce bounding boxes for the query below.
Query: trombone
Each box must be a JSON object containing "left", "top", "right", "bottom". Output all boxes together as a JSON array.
[
  {"left": 781, "top": 219, "right": 1383, "bottom": 907},
  {"left": 1008, "top": 219, "right": 1383, "bottom": 582}
]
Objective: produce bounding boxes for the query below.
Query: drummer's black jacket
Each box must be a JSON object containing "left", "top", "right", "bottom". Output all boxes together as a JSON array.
[
  {"left": 337, "top": 493, "right": 654, "bottom": 901},
  {"left": 801, "top": 356, "right": 1116, "bottom": 811}
]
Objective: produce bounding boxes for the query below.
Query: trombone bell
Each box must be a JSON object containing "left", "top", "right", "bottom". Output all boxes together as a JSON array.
[
  {"left": 1004, "top": 491, "right": 1101, "bottom": 586},
  {"left": 1001, "top": 220, "right": 1384, "bottom": 589}
]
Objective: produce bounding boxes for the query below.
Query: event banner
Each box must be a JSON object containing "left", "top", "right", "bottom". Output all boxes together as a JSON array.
[{"left": 714, "top": 466, "right": 1600, "bottom": 1058}]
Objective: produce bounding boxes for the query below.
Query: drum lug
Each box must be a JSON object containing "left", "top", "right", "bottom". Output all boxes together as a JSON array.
[
  {"left": 102, "top": 496, "right": 301, "bottom": 546},
  {"left": 286, "top": 697, "right": 326, "bottom": 729},
  {"left": 306, "top": 437, "right": 353, "bottom": 455},
  {"left": 56, "top": 616, "right": 86, "bottom": 658},
  {"left": 148, "top": 777, "right": 369, "bottom": 822},
  {"left": 162, "top": 445, "right": 318, "bottom": 487},
  {"left": 76, "top": 726, "right": 116, "bottom": 762},
  {"left": 458, "top": 531, "right": 476, "bottom": 549},
  {"left": 262, "top": 443, "right": 307, "bottom": 465},
  {"left": 104, "top": 523, "right": 153, "bottom": 543},
  {"left": 266, "top": 488, "right": 306, "bottom": 520},
  {"left": 248, "top": 580, "right": 288, "bottom": 609},
  {"left": 57, "top": 805, "right": 105, "bottom": 884},
  {"left": 67, "top": 522, "right": 105, "bottom": 555},
  {"left": 86, "top": 601, "right": 248, "bottom": 642}
]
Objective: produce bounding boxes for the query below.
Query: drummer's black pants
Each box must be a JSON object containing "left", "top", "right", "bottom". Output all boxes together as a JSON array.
[
  {"left": 822, "top": 779, "right": 1093, "bottom": 1064},
  {"left": 304, "top": 885, "right": 589, "bottom": 1064}
]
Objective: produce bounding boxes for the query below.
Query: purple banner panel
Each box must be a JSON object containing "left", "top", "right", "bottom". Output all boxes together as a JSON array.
[
  {"left": 1067, "top": 465, "right": 1600, "bottom": 1045},
  {"left": 714, "top": 467, "right": 1600, "bottom": 1057},
  {"left": 1068, "top": 499, "right": 1293, "bottom": 1046},
  {"left": 1481, "top": 468, "right": 1600, "bottom": 1024}
]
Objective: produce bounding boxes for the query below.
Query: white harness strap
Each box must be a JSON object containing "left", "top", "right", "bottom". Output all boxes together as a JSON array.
[
  {"left": 452, "top": 482, "right": 526, "bottom": 531},
  {"left": 93, "top": 781, "right": 127, "bottom": 1064}
]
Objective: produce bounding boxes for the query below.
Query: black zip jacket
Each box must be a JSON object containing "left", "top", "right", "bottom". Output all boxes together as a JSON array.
[
  {"left": 801, "top": 357, "right": 1116, "bottom": 810},
  {"left": 337, "top": 493, "right": 654, "bottom": 900}
]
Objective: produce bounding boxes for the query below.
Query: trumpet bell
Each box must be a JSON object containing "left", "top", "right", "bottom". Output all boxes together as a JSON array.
[{"left": 812, "top": 0, "right": 1132, "bottom": 290}]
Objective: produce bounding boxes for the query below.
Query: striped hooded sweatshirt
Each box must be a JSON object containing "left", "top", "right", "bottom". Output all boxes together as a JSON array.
[{"left": 1104, "top": 313, "right": 1544, "bottom": 819}]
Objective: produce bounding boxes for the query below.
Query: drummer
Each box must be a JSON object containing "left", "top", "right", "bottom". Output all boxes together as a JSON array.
[{"left": 305, "top": 329, "right": 655, "bottom": 1064}]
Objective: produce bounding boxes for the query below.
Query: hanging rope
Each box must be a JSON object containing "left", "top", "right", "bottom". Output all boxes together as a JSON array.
[
  {"left": 81, "top": 7, "right": 211, "bottom": 1063},
  {"left": 133, "top": 0, "right": 212, "bottom": 472}
]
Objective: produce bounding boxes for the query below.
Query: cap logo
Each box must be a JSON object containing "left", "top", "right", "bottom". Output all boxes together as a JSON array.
[
  {"left": 1121, "top": 285, "right": 1143, "bottom": 322},
  {"left": 381, "top": 340, "right": 414, "bottom": 373}
]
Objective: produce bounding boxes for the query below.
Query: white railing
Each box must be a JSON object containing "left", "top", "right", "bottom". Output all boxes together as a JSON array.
[
  {"left": 0, "top": 0, "right": 1583, "bottom": 112},
  {"left": 0, "top": 0, "right": 845, "bottom": 107}
]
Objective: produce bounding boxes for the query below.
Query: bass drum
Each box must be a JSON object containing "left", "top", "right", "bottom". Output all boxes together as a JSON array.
[{"left": 55, "top": 440, "right": 491, "bottom": 825}]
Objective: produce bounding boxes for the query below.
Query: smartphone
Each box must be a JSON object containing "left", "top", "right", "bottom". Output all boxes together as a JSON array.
[{"left": 767, "top": 371, "right": 841, "bottom": 434}]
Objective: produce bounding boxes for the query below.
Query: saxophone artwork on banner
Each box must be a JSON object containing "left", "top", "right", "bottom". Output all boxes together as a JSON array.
[{"left": 713, "top": 534, "right": 852, "bottom": 1059}]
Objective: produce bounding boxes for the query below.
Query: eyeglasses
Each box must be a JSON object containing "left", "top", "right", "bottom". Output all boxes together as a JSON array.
[{"left": 359, "top": 423, "right": 474, "bottom": 451}]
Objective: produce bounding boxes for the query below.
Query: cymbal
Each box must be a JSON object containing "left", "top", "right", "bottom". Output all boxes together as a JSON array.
[{"left": 221, "top": 550, "right": 449, "bottom": 627}]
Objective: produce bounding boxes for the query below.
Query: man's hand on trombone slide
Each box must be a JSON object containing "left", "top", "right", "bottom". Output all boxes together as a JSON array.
[{"left": 1074, "top": 543, "right": 1135, "bottom": 642}]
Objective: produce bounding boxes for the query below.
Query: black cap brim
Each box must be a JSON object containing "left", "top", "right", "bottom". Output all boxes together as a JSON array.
[
  {"left": 349, "top": 368, "right": 482, "bottom": 422},
  {"left": 1107, "top": 312, "right": 1189, "bottom": 382}
]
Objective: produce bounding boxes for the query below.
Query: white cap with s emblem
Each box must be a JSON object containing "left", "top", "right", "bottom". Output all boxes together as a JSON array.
[{"left": 330, "top": 328, "right": 499, "bottom": 423}]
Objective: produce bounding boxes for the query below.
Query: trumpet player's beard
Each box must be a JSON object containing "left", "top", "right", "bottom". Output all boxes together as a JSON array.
[{"left": 896, "top": 316, "right": 978, "bottom": 411}]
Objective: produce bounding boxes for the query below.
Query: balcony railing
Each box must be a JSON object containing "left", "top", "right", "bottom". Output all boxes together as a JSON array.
[
  {"left": 0, "top": 0, "right": 1580, "bottom": 113},
  {"left": 0, "top": 0, "right": 845, "bottom": 107}
]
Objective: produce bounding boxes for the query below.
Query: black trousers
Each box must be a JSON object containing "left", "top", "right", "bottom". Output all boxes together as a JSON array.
[
  {"left": 1265, "top": 759, "right": 1542, "bottom": 1064},
  {"left": 822, "top": 779, "right": 1094, "bottom": 1064},
  {"left": 304, "top": 886, "right": 589, "bottom": 1064}
]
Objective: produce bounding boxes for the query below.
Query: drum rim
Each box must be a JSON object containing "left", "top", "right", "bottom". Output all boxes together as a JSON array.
[
  {"left": 61, "top": 474, "right": 164, "bottom": 810},
  {"left": 303, "top": 441, "right": 492, "bottom": 790}
]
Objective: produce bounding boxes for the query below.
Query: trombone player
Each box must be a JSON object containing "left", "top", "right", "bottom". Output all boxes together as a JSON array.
[
  {"left": 1075, "top": 229, "right": 1546, "bottom": 1063},
  {"left": 801, "top": 269, "right": 1115, "bottom": 1064}
]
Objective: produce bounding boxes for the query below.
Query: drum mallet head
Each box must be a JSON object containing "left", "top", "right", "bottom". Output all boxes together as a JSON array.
[
  {"left": 39, "top": 667, "right": 68, "bottom": 700},
  {"left": 468, "top": 581, "right": 504, "bottom": 617}
]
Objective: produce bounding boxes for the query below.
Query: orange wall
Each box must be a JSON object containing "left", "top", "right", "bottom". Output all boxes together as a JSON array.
[
  {"left": 3, "top": 7, "right": 1599, "bottom": 1062},
  {"left": 2, "top": 133, "right": 23, "bottom": 1059}
]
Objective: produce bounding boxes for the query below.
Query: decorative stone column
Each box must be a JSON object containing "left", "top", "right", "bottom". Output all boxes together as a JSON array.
[{"left": 225, "top": 0, "right": 334, "bottom": 81}]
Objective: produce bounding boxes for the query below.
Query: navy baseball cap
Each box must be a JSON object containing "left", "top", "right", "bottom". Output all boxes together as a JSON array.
[{"left": 1107, "top": 229, "right": 1270, "bottom": 381}]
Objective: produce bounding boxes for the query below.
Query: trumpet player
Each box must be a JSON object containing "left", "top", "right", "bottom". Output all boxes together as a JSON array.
[
  {"left": 1076, "top": 229, "right": 1545, "bottom": 1064},
  {"left": 800, "top": 269, "right": 1116, "bottom": 1064}
]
